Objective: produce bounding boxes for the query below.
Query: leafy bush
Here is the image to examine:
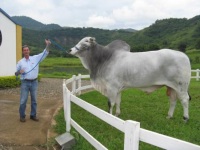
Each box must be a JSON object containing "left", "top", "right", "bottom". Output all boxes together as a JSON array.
[
  {"left": 0, "top": 74, "right": 42, "bottom": 89},
  {"left": 0, "top": 76, "right": 21, "bottom": 88}
]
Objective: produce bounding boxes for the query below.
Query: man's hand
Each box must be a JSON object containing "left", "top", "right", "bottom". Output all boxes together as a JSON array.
[
  {"left": 20, "top": 69, "right": 25, "bottom": 74},
  {"left": 45, "top": 39, "right": 51, "bottom": 45},
  {"left": 45, "top": 39, "right": 51, "bottom": 52},
  {"left": 15, "top": 69, "right": 25, "bottom": 76}
]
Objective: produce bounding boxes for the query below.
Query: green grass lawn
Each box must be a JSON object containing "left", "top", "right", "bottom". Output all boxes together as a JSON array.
[
  {"left": 54, "top": 80, "right": 200, "bottom": 150},
  {"left": 40, "top": 57, "right": 83, "bottom": 67},
  {"left": 39, "top": 57, "right": 88, "bottom": 78}
]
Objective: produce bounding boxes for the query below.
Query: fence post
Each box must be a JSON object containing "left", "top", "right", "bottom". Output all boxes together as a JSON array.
[
  {"left": 63, "top": 80, "right": 71, "bottom": 132},
  {"left": 197, "top": 69, "right": 200, "bottom": 81},
  {"left": 72, "top": 75, "right": 76, "bottom": 95},
  {"left": 124, "top": 120, "right": 140, "bottom": 150},
  {"left": 78, "top": 74, "right": 82, "bottom": 95},
  {"left": 63, "top": 79, "right": 66, "bottom": 122},
  {"left": 66, "top": 88, "right": 71, "bottom": 132}
]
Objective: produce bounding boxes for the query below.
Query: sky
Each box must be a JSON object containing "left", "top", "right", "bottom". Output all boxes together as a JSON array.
[{"left": 1, "top": 0, "right": 200, "bottom": 30}]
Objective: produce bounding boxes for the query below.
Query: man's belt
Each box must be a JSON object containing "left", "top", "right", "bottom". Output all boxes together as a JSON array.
[{"left": 24, "top": 78, "right": 37, "bottom": 81}]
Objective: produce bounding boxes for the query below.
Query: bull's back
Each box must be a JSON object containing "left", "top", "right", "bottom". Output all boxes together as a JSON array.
[{"left": 107, "top": 49, "right": 191, "bottom": 88}]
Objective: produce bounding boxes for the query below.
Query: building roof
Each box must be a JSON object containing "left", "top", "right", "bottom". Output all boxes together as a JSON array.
[{"left": 0, "top": 8, "right": 20, "bottom": 25}]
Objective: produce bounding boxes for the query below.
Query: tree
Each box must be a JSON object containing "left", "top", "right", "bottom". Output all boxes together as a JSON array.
[
  {"left": 178, "top": 42, "right": 187, "bottom": 53},
  {"left": 147, "top": 44, "right": 160, "bottom": 51},
  {"left": 195, "top": 38, "right": 200, "bottom": 49}
]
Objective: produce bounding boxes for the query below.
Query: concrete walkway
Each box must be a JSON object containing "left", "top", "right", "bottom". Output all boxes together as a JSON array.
[{"left": 0, "top": 78, "right": 64, "bottom": 150}]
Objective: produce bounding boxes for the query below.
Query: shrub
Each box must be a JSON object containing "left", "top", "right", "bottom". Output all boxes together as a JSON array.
[
  {"left": 0, "top": 74, "right": 42, "bottom": 89},
  {"left": 0, "top": 76, "right": 21, "bottom": 88}
]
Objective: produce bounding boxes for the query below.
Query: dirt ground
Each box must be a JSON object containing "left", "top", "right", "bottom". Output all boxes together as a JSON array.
[{"left": 0, "top": 78, "right": 91, "bottom": 150}]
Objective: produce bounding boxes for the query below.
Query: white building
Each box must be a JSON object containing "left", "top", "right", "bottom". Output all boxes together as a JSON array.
[{"left": 0, "top": 8, "right": 22, "bottom": 76}]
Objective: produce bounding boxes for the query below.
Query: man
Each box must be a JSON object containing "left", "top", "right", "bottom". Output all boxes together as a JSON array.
[{"left": 15, "top": 39, "right": 51, "bottom": 122}]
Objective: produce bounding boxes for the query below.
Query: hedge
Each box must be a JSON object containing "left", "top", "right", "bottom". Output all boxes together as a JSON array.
[{"left": 0, "top": 74, "right": 42, "bottom": 89}]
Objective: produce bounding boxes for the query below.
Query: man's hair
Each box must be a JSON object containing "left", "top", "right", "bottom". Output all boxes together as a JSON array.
[{"left": 22, "top": 45, "right": 29, "bottom": 51}]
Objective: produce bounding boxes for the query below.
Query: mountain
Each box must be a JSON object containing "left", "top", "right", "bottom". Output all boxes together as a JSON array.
[
  {"left": 13, "top": 15, "right": 200, "bottom": 57},
  {"left": 126, "top": 16, "right": 200, "bottom": 52},
  {"left": 21, "top": 27, "right": 134, "bottom": 57},
  {"left": 11, "top": 16, "right": 62, "bottom": 30},
  {"left": 118, "top": 28, "right": 137, "bottom": 32}
]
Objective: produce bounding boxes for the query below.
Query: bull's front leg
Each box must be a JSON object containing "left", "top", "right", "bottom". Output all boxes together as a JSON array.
[
  {"left": 107, "top": 96, "right": 121, "bottom": 116},
  {"left": 115, "top": 93, "right": 121, "bottom": 116},
  {"left": 107, "top": 98, "right": 112, "bottom": 114},
  {"left": 107, "top": 88, "right": 120, "bottom": 116},
  {"left": 107, "top": 98, "right": 115, "bottom": 115}
]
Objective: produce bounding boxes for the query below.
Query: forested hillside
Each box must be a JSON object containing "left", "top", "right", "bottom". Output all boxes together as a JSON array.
[
  {"left": 12, "top": 16, "right": 62, "bottom": 30},
  {"left": 127, "top": 16, "right": 200, "bottom": 52},
  {"left": 22, "top": 28, "right": 133, "bottom": 57},
  {"left": 12, "top": 15, "right": 200, "bottom": 57}
]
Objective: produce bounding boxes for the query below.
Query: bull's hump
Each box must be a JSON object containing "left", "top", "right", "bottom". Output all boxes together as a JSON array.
[{"left": 106, "top": 40, "right": 130, "bottom": 52}]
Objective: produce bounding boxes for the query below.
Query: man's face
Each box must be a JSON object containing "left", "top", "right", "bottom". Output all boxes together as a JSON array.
[{"left": 22, "top": 47, "right": 30, "bottom": 57}]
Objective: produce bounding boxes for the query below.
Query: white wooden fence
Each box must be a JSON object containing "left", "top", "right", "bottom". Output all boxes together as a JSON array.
[
  {"left": 191, "top": 69, "right": 200, "bottom": 81},
  {"left": 62, "top": 70, "right": 200, "bottom": 150}
]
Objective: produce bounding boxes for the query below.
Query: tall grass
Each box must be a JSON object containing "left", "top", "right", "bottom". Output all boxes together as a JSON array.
[{"left": 54, "top": 80, "right": 200, "bottom": 150}]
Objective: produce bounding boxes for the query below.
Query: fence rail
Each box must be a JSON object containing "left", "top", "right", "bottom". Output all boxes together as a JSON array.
[
  {"left": 62, "top": 70, "right": 200, "bottom": 150},
  {"left": 191, "top": 69, "right": 200, "bottom": 81}
]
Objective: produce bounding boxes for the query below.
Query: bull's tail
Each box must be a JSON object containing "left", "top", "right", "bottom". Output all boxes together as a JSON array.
[{"left": 188, "top": 92, "right": 192, "bottom": 101}]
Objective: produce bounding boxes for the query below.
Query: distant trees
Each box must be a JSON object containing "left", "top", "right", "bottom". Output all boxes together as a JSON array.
[
  {"left": 19, "top": 15, "right": 200, "bottom": 57},
  {"left": 178, "top": 42, "right": 187, "bottom": 53},
  {"left": 195, "top": 38, "right": 200, "bottom": 49},
  {"left": 148, "top": 44, "right": 160, "bottom": 51},
  {"left": 131, "top": 44, "right": 160, "bottom": 52},
  {"left": 192, "top": 24, "right": 200, "bottom": 38}
]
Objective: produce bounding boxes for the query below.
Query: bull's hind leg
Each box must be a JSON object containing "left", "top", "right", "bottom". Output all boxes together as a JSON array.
[
  {"left": 167, "top": 88, "right": 177, "bottom": 119},
  {"left": 177, "top": 92, "right": 190, "bottom": 122}
]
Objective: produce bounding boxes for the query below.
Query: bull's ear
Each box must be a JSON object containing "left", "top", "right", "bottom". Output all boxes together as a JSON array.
[{"left": 90, "top": 37, "right": 96, "bottom": 43}]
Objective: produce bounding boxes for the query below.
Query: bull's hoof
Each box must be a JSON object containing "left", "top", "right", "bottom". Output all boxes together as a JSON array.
[{"left": 183, "top": 116, "right": 189, "bottom": 123}]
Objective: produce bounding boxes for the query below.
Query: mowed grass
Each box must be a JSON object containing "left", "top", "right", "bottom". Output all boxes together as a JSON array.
[
  {"left": 40, "top": 57, "right": 82, "bottom": 67},
  {"left": 54, "top": 80, "right": 200, "bottom": 150}
]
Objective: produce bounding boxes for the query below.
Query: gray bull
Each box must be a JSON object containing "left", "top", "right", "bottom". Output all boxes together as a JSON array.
[{"left": 69, "top": 37, "right": 191, "bottom": 121}]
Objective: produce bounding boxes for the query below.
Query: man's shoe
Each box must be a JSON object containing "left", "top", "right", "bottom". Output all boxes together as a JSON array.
[
  {"left": 30, "top": 116, "right": 39, "bottom": 121},
  {"left": 20, "top": 118, "right": 26, "bottom": 122}
]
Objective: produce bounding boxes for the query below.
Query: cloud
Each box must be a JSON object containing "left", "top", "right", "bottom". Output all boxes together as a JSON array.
[
  {"left": 110, "top": 0, "right": 200, "bottom": 29},
  {"left": 86, "top": 15, "right": 115, "bottom": 29},
  {"left": 1, "top": 0, "right": 200, "bottom": 30}
]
